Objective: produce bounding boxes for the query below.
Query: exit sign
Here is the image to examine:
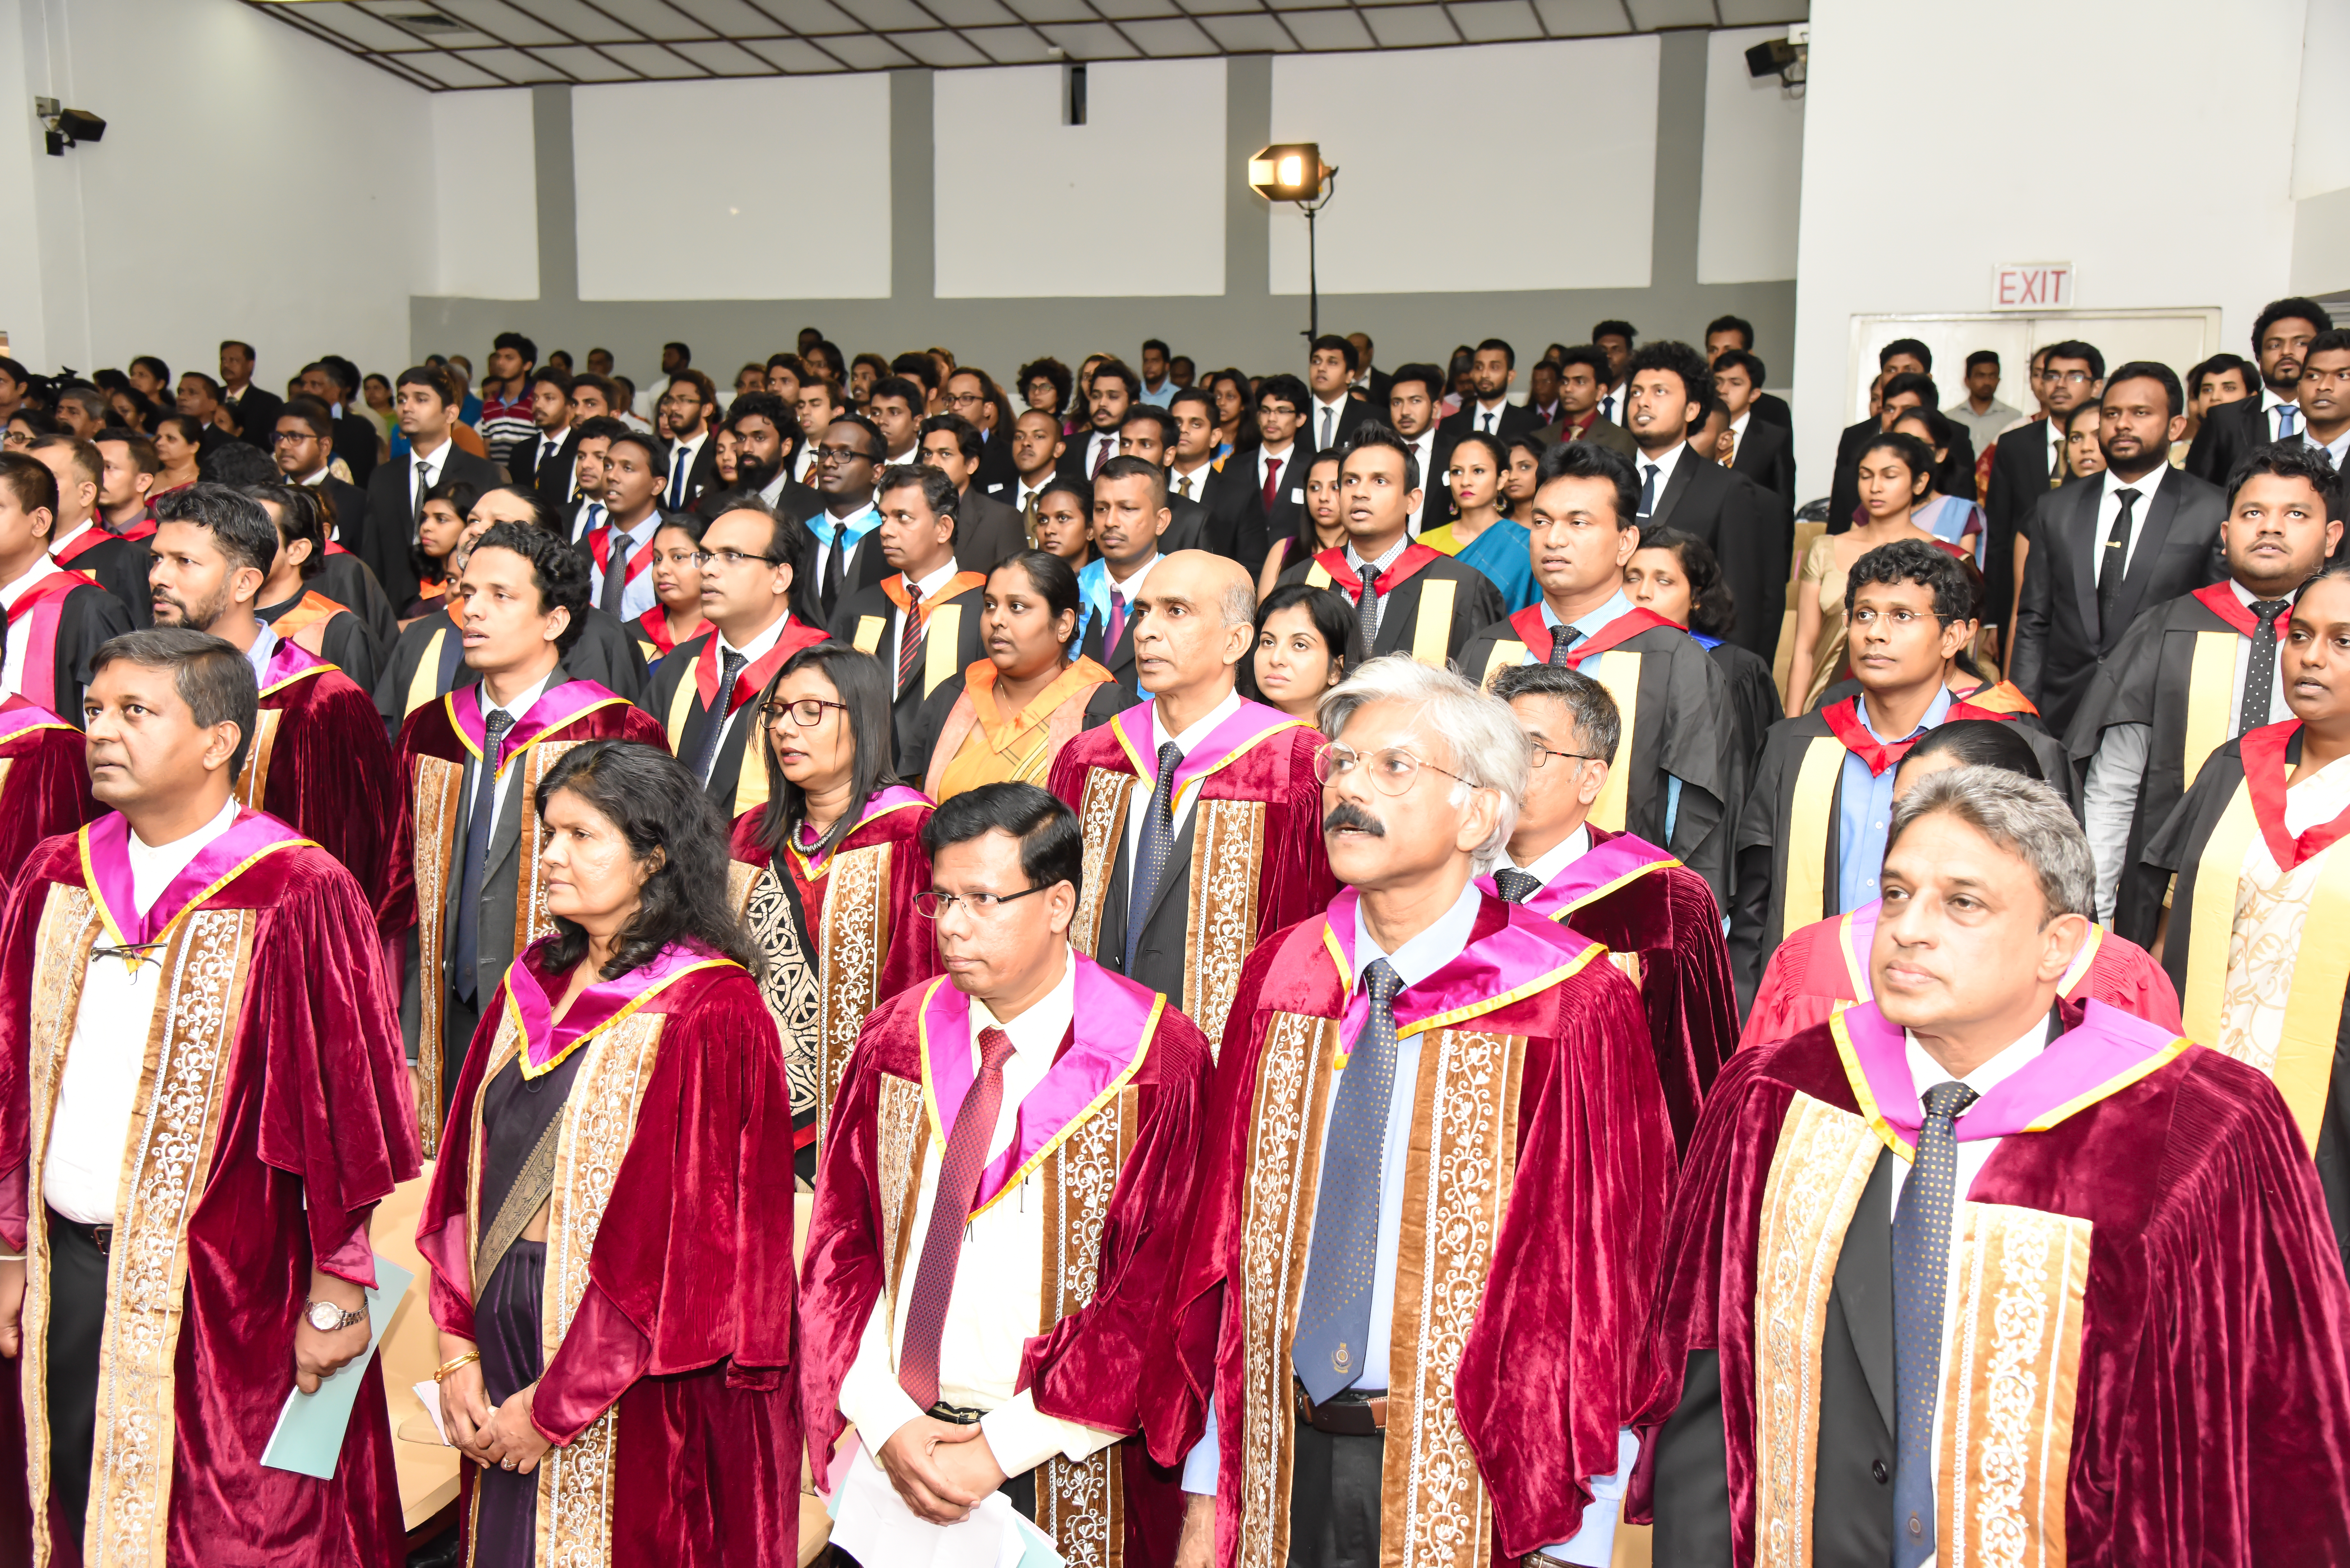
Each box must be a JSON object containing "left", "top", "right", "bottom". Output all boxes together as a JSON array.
[{"left": 1992, "top": 262, "right": 2074, "bottom": 310}]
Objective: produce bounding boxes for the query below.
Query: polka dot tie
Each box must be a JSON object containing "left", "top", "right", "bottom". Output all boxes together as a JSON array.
[
  {"left": 1493, "top": 867, "right": 1542, "bottom": 904},
  {"left": 1292, "top": 958, "right": 1403, "bottom": 1404},
  {"left": 2238, "top": 599, "right": 2290, "bottom": 733},
  {"left": 1890, "top": 1079, "right": 1979, "bottom": 1568}
]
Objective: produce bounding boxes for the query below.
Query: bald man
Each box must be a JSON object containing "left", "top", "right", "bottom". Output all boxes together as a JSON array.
[{"left": 1045, "top": 552, "right": 1336, "bottom": 1044}]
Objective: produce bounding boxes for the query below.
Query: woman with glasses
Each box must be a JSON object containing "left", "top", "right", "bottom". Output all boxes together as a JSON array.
[
  {"left": 1018, "top": 356, "right": 1073, "bottom": 426},
  {"left": 920, "top": 550, "right": 1118, "bottom": 803},
  {"left": 1249, "top": 581, "right": 1353, "bottom": 721},
  {"left": 1420, "top": 433, "right": 1538, "bottom": 614},
  {"left": 730, "top": 642, "right": 938, "bottom": 1178},
  {"left": 1207, "top": 368, "right": 1256, "bottom": 461},
  {"left": 632, "top": 512, "right": 713, "bottom": 666},
  {"left": 417, "top": 741, "right": 800, "bottom": 1568}
]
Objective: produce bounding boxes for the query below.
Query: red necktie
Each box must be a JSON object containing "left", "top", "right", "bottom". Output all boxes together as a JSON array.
[
  {"left": 1262, "top": 456, "right": 1284, "bottom": 507},
  {"left": 1090, "top": 437, "right": 1110, "bottom": 478},
  {"left": 898, "top": 1025, "right": 1018, "bottom": 1411}
]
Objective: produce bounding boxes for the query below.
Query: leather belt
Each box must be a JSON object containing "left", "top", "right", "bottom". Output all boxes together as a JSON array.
[
  {"left": 925, "top": 1400, "right": 988, "bottom": 1427},
  {"left": 1292, "top": 1379, "right": 1387, "bottom": 1435},
  {"left": 49, "top": 1210, "right": 111, "bottom": 1257}
]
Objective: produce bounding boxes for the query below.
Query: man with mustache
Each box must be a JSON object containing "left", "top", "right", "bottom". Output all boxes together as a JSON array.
[{"left": 1151, "top": 656, "right": 1669, "bottom": 1568}]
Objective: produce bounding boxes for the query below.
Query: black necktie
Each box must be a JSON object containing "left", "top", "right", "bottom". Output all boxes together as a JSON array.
[
  {"left": 600, "top": 532, "right": 631, "bottom": 615},
  {"left": 2094, "top": 487, "right": 2140, "bottom": 637},
  {"left": 451, "top": 709, "right": 516, "bottom": 1003},
  {"left": 1126, "top": 742, "right": 1184, "bottom": 972},
  {"left": 1494, "top": 867, "right": 1542, "bottom": 904},
  {"left": 692, "top": 650, "right": 747, "bottom": 784},
  {"left": 2239, "top": 598, "right": 2292, "bottom": 733},
  {"left": 1547, "top": 624, "right": 1582, "bottom": 667},
  {"left": 1638, "top": 462, "right": 1659, "bottom": 519},
  {"left": 1356, "top": 561, "right": 1382, "bottom": 655},
  {"left": 413, "top": 457, "right": 434, "bottom": 531},
  {"left": 1891, "top": 1080, "right": 1981, "bottom": 1568},
  {"left": 821, "top": 527, "right": 846, "bottom": 618}
]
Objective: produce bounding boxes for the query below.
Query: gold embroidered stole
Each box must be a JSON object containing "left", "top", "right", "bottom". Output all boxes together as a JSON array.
[
  {"left": 870, "top": 1072, "right": 1141, "bottom": 1568},
  {"left": 510, "top": 740, "right": 588, "bottom": 958},
  {"left": 732, "top": 860, "right": 824, "bottom": 1130},
  {"left": 1750, "top": 1092, "right": 2089, "bottom": 1567},
  {"left": 230, "top": 709, "right": 286, "bottom": 810},
  {"left": 1232, "top": 1013, "right": 1527, "bottom": 1568},
  {"left": 815, "top": 843, "right": 894, "bottom": 1158},
  {"left": 1070, "top": 765, "right": 1265, "bottom": 1055},
  {"left": 459, "top": 1003, "right": 673, "bottom": 1568},
  {"left": 19, "top": 886, "right": 259, "bottom": 1568}
]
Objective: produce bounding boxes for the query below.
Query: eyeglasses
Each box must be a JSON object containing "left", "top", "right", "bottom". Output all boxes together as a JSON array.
[
  {"left": 1528, "top": 744, "right": 1603, "bottom": 770},
  {"left": 945, "top": 391, "right": 986, "bottom": 410},
  {"left": 2043, "top": 370, "right": 2096, "bottom": 387},
  {"left": 815, "top": 443, "right": 873, "bottom": 464},
  {"left": 761, "top": 697, "right": 849, "bottom": 728},
  {"left": 270, "top": 431, "right": 318, "bottom": 444},
  {"left": 1312, "top": 742, "right": 1474, "bottom": 796},
  {"left": 914, "top": 884, "right": 1056, "bottom": 919},
  {"left": 689, "top": 548, "right": 784, "bottom": 569}
]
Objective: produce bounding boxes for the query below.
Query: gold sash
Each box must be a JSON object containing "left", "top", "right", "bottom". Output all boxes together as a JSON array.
[
  {"left": 1751, "top": 1092, "right": 2088, "bottom": 1568},
  {"left": 410, "top": 754, "right": 467, "bottom": 1155},
  {"left": 2179, "top": 630, "right": 2240, "bottom": 802},
  {"left": 1582, "top": 650, "right": 1639, "bottom": 834},
  {"left": 231, "top": 708, "right": 286, "bottom": 810},
  {"left": 1233, "top": 1012, "right": 1527, "bottom": 1568},
  {"left": 19, "top": 887, "right": 257, "bottom": 1568},
  {"left": 1778, "top": 736, "right": 1846, "bottom": 942},
  {"left": 1301, "top": 562, "right": 1450, "bottom": 665},
  {"left": 1070, "top": 769, "right": 1139, "bottom": 960},
  {"left": 403, "top": 625, "right": 450, "bottom": 721}
]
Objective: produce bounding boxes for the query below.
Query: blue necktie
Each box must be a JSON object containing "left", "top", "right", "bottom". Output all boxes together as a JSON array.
[
  {"left": 1293, "top": 957, "right": 1404, "bottom": 1403},
  {"left": 1125, "top": 742, "right": 1182, "bottom": 972},
  {"left": 451, "top": 708, "right": 516, "bottom": 1003},
  {"left": 1638, "top": 461, "right": 1659, "bottom": 519},
  {"left": 669, "top": 449, "right": 690, "bottom": 509},
  {"left": 2279, "top": 404, "right": 2301, "bottom": 441},
  {"left": 1891, "top": 1079, "right": 1980, "bottom": 1568}
]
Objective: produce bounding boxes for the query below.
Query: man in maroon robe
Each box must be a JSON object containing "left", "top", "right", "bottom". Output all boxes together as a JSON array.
[
  {"left": 147, "top": 482, "right": 396, "bottom": 906},
  {"left": 1154, "top": 657, "right": 1673, "bottom": 1568},
  {"left": 0, "top": 627, "right": 419, "bottom": 1564},
  {"left": 799, "top": 783, "right": 1213, "bottom": 1568},
  {"left": 1487, "top": 660, "right": 1734, "bottom": 1149},
  {"left": 1632, "top": 764, "right": 2350, "bottom": 1565},
  {"left": 1046, "top": 550, "right": 1333, "bottom": 1050}
]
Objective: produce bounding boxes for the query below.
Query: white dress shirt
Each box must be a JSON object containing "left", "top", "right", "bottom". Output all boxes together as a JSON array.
[
  {"left": 793, "top": 441, "right": 820, "bottom": 484},
  {"left": 1506, "top": 824, "right": 1592, "bottom": 889},
  {"left": 2259, "top": 385, "right": 2299, "bottom": 442},
  {"left": 2081, "top": 576, "right": 2294, "bottom": 920},
  {"left": 470, "top": 668, "right": 555, "bottom": 854},
  {"left": 1598, "top": 382, "right": 1626, "bottom": 426},
  {"left": 45, "top": 801, "right": 242, "bottom": 1225},
  {"left": 591, "top": 508, "right": 665, "bottom": 622},
  {"left": 1256, "top": 441, "right": 1300, "bottom": 507},
  {"left": 1725, "top": 410, "right": 1752, "bottom": 462},
  {"left": 47, "top": 519, "right": 95, "bottom": 562},
  {"left": 1633, "top": 441, "right": 1689, "bottom": 518},
  {"left": 2088, "top": 464, "right": 2169, "bottom": 586},
  {"left": 665, "top": 430, "right": 708, "bottom": 508},
  {"left": 890, "top": 559, "right": 966, "bottom": 685},
  {"left": 704, "top": 613, "right": 793, "bottom": 775},
  {"left": 1101, "top": 549, "right": 1162, "bottom": 657},
  {"left": 531, "top": 427, "right": 572, "bottom": 490},
  {"left": 1406, "top": 430, "right": 1439, "bottom": 534},
  {"left": 1466, "top": 397, "right": 1510, "bottom": 435},
  {"left": 1122, "top": 687, "right": 1240, "bottom": 873},
  {"left": 1079, "top": 429, "right": 1118, "bottom": 478},
  {"left": 1012, "top": 474, "right": 1056, "bottom": 516},
  {"left": 835, "top": 952, "right": 1119, "bottom": 1476},
  {"left": 0, "top": 554, "right": 56, "bottom": 699},
  {"left": 1168, "top": 460, "right": 1215, "bottom": 504},
  {"left": 241, "top": 624, "right": 280, "bottom": 688},
  {"left": 408, "top": 436, "right": 453, "bottom": 515}
]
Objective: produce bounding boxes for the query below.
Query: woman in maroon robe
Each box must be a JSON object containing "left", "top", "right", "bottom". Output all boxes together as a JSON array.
[
  {"left": 417, "top": 740, "right": 799, "bottom": 1567},
  {"left": 729, "top": 642, "right": 937, "bottom": 1178}
]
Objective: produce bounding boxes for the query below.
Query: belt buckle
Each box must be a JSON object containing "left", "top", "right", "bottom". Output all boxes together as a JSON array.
[
  {"left": 89, "top": 1224, "right": 111, "bottom": 1257},
  {"left": 924, "top": 1401, "right": 985, "bottom": 1427}
]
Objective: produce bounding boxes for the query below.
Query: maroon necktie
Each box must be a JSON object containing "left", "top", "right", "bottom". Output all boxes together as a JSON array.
[
  {"left": 897, "top": 1024, "right": 1018, "bottom": 1411},
  {"left": 1090, "top": 437, "right": 1110, "bottom": 478},
  {"left": 1262, "top": 455, "right": 1284, "bottom": 508}
]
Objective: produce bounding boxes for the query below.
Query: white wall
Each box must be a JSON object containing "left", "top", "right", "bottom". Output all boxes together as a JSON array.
[
  {"left": 1268, "top": 38, "right": 1659, "bottom": 296},
  {"left": 572, "top": 76, "right": 891, "bottom": 303},
  {"left": 1789, "top": 0, "right": 2310, "bottom": 496},
  {"left": 934, "top": 62, "right": 1224, "bottom": 298},
  {"left": 1696, "top": 26, "right": 1802, "bottom": 286},
  {"left": 431, "top": 90, "right": 537, "bottom": 300},
  {"left": 1, "top": 0, "right": 428, "bottom": 383}
]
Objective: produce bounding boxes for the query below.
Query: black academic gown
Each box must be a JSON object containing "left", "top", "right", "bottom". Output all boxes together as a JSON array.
[
  {"left": 826, "top": 578, "right": 989, "bottom": 782},
  {"left": 57, "top": 526, "right": 153, "bottom": 627},
  {"left": 1274, "top": 548, "right": 1505, "bottom": 667},
  {"left": 256, "top": 590, "right": 384, "bottom": 693},
  {"left": 372, "top": 607, "right": 650, "bottom": 742},
  {"left": 12, "top": 577, "right": 132, "bottom": 724}
]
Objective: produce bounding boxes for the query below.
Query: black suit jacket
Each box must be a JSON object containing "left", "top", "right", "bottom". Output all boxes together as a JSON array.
[
  {"left": 1728, "top": 418, "right": 1797, "bottom": 508},
  {"left": 1749, "top": 389, "right": 1793, "bottom": 431},
  {"left": 362, "top": 447, "right": 504, "bottom": 611},
  {"left": 2009, "top": 469, "right": 2228, "bottom": 737},
  {"left": 1829, "top": 417, "right": 1977, "bottom": 532},
  {"left": 1054, "top": 428, "right": 1123, "bottom": 486},
  {"left": 1206, "top": 448, "right": 1302, "bottom": 576},
  {"left": 224, "top": 386, "right": 283, "bottom": 451},
  {"left": 806, "top": 514, "right": 894, "bottom": 626},
  {"left": 974, "top": 429, "right": 1019, "bottom": 493},
  {"left": 1436, "top": 401, "right": 1540, "bottom": 446},
  {"left": 511, "top": 428, "right": 580, "bottom": 513},
  {"left": 659, "top": 434, "right": 722, "bottom": 512},
  {"left": 1303, "top": 395, "right": 1369, "bottom": 456},
  {"left": 313, "top": 474, "right": 373, "bottom": 562},
  {"left": 827, "top": 578, "right": 989, "bottom": 780},
  {"left": 2184, "top": 394, "right": 2291, "bottom": 487},
  {"left": 1982, "top": 418, "right": 2063, "bottom": 630},
  {"left": 1644, "top": 445, "right": 1790, "bottom": 660},
  {"left": 335, "top": 411, "right": 381, "bottom": 486},
  {"left": 955, "top": 489, "right": 1028, "bottom": 577}
]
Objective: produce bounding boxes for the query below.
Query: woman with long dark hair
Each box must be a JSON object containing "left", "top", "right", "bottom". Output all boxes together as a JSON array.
[
  {"left": 406, "top": 476, "right": 482, "bottom": 617},
  {"left": 417, "top": 740, "right": 797, "bottom": 1568},
  {"left": 1248, "top": 580, "right": 1353, "bottom": 720},
  {"left": 1626, "top": 526, "right": 1783, "bottom": 770},
  {"left": 729, "top": 642, "right": 938, "bottom": 1177},
  {"left": 921, "top": 549, "right": 1117, "bottom": 800}
]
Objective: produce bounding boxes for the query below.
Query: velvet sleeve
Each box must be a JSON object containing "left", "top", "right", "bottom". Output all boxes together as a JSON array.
[
  {"left": 268, "top": 675, "right": 399, "bottom": 912},
  {"left": 0, "top": 729, "right": 98, "bottom": 874},
  {"left": 1657, "top": 868, "right": 1738, "bottom": 1144},
  {"left": 251, "top": 851, "right": 423, "bottom": 1272},
  {"left": 1737, "top": 936, "right": 1827, "bottom": 1053},
  {"left": 0, "top": 844, "right": 78, "bottom": 1255},
  {"left": 2085, "top": 933, "right": 2181, "bottom": 1033},
  {"left": 1454, "top": 965, "right": 1673, "bottom": 1559},
  {"left": 1020, "top": 1005, "right": 1214, "bottom": 1456},
  {"left": 796, "top": 1006, "right": 902, "bottom": 1476},
  {"left": 1253, "top": 737, "right": 1338, "bottom": 939},
  {"left": 614, "top": 705, "right": 672, "bottom": 752},
  {"left": 377, "top": 713, "right": 426, "bottom": 939},
  {"left": 533, "top": 1284, "right": 654, "bottom": 1444},
  {"left": 875, "top": 823, "right": 939, "bottom": 1004}
]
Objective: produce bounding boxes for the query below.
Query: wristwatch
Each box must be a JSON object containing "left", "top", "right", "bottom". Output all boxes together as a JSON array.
[{"left": 306, "top": 1299, "right": 367, "bottom": 1333}]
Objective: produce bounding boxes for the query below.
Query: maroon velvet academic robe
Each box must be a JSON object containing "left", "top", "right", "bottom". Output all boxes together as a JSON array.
[
  {"left": 417, "top": 953, "right": 801, "bottom": 1567},
  {"left": 1629, "top": 1001, "right": 2350, "bottom": 1564},
  {"left": 239, "top": 640, "right": 398, "bottom": 910},
  {"left": 798, "top": 955, "right": 1215, "bottom": 1568},
  {"left": 0, "top": 821, "right": 420, "bottom": 1566},
  {"left": 1151, "top": 892, "right": 1675, "bottom": 1565},
  {"left": 0, "top": 699, "right": 97, "bottom": 900}
]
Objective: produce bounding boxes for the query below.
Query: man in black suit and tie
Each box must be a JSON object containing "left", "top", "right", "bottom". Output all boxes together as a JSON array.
[
  {"left": 1386, "top": 363, "right": 1457, "bottom": 536},
  {"left": 1985, "top": 340, "right": 2104, "bottom": 642},
  {"left": 704, "top": 393, "right": 823, "bottom": 526},
  {"left": 1437, "top": 338, "right": 1542, "bottom": 446},
  {"left": 217, "top": 340, "right": 282, "bottom": 453},
  {"left": 1302, "top": 334, "right": 1369, "bottom": 456},
  {"left": 1710, "top": 348, "right": 1796, "bottom": 508},
  {"left": 946, "top": 366, "right": 1019, "bottom": 493},
  {"left": 2184, "top": 296, "right": 2333, "bottom": 486},
  {"left": 2009, "top": 362, "right": 2227, "bottom": 738},
  {"left": 1164, "top": 388, "right": 1225, "bottom": 530},
  {"left": 271, "top": 398, "right": 373, "bottom": 562},
  {"left": 1115, "top": 405, "right": 1207, "bottom": 555},
  {"left": 918, "top": 413, "right": 1026, "bottom": 573},
  {"left": 655, "top": 370, "right": 720, "bottom": 512},
  {"left": 1592, "top": 320, "right": 1638, "bottom": 427},
  {"left": 1201, "top": 374, "right": 1310, "bottom": 574},
  {"left": 506, "top": 367, "right": 580, "bottom": 513},
  {"left": 1057, "top": 359, "right": 1137, "bottom": 484},
  {"left": 805, "top": 411, "right": 891, "bottom": 623},
  {"left": 1704, "top": 315, "right": 1793, "bottom": 430},
  {"left": 1001, "top": 408, "right": 1065, "bottom": 529},
  {"left": 1623, "top": 341, "right": 1788, "bottom": 660},
  {"left": 362, "top": 365, "right": 502, "bottom": 610}
]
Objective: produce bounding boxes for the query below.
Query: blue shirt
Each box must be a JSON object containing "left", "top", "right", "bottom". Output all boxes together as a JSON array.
[
  {"left": 1538, "top": 590, "right": 1684, "bottom": 843},
  {"left": 1835, "top": 686, "right": 1954, "bottom": 911}
]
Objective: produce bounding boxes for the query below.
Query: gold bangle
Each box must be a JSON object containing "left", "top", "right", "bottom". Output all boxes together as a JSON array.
[{"left": 434, "top": 1351, "right": 481, "bottom": 1383}]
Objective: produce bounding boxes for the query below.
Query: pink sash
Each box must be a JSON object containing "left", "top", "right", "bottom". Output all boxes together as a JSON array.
[
  {"left": 448, "top": 679, "right": 625, "bottom": 775},
  {"left": 1828, "top": 998, "right": 2190, "bottom": 1160},
  {"left": 79, "top": 808, "right": 310, "bottom": 948},
  {"left": 11, "top": 572, "right": 88, "bottom": 713},
  {"left": 1484, "top": 831, "right": 1678, "bottom": 923},
  {"left": 787, "top": 785, "right": 930, "bottom": 878},
  {"left": 1318, "top": 886, "right": 1602, "bottom": 1058},
  {"left": 1108, "top": 697, "right": 1305, "bottom": 796},
  {"left": 0, "top": 695, "right": 69, "bottom": 745},
  {"left": 503, "top": 936, "right": 736, "bottom": 1078},
  {"left": 259, "top": 634, "right": 329, "bottom": 693},
  {"left": 917, "top": 954, "right": 1161, "bottom": 1215}
]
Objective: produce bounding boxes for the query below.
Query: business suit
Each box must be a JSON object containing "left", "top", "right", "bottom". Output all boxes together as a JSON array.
[
  {"left": 2184, "top": 393, "right": 2296, "bottom": 487},
  {"left": 1536, "top": 414, "right": 1639, "bottom": 460},
  {"left": 1828, "top": 417, "right": 1978, "bottom": 534},
  {"left": 1055, "top": 427, "right": 1125, "bottom": 486},
  {"left": 804, "top": 514, "right": 893, "bottom": 623},
  {"left": 223, "top": 385, "right": 283, "bottom": 451},
  {"left": 363, "top": 444, "right": 503, "bottom": 612},
  {"left": 1726, "top": 417, "right": 1797, "bottom": 508},
  {"left": 334, "top": 410, "right": 381, "bottom": 486},
  {"left": 1353, "top": 368, "right": 1393, "bottom": 411},
  {"left": 1206, "top": 447, "right": 1302, "bottom": 575},
  {"left": 659, "top": 433, "right": 721, "bottom": 512},
  {"left": 1982, "top": 417, "right": 2063, "bottom": 635},
  {"left": 1437, "top": 400, "right": 1541, "bottom": 446},
  {"left": 510, "top": 426, "right": 580, "bottom": 513},
  {"left": 2008, "top": 467, "right": 2228, "bottom": 737},
  {"left": 974, "top": 429, "right": 1018, "bottom": 493},
  {"left": 953, "top": 487, "right": 1028, "bottom": 576},
  {"left": 1642, "top": 445, "right": 1789, "bottom": 661},
  {"left": 828, "top": 576, "right": 989, "bottom": 781},
  {"left": 1396, "top": 430, "right": 1458, "bottom": 534},
  {"left": 1302, "top": 394, "right": 1369, "bottom": 456},
  {"left": 1750, "top": 389, "right": 1793, "bottom": 431}
]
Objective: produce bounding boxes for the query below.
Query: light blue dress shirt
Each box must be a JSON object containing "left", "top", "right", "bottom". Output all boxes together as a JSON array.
[
  {"left": 1834, "top": 685, "right": 1953, "bottom": 912},
  {"left": 1536, "top": 590, "right": 1684, "bottom": 843}
]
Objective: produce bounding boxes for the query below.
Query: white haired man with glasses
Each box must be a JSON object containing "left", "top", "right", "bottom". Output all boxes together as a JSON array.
[
  {"left": 798, "top": 780, "right": 1217, "bottom": 1564},
  {"left": 1151, "top": 654, "right": 1671, "bottom": 1568}
]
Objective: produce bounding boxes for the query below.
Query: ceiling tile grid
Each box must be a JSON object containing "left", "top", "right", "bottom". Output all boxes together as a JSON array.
[{"left": 249, "top": 0, "right": 1802, "bottom": 88}]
